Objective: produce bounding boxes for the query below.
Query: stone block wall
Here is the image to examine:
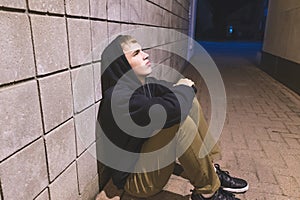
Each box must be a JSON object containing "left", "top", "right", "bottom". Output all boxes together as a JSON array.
[
  {"left": 0, "top": 0, "right": 191, "bottom": 199},
  {"left": 260, "top": 0, "right": 300, "bottom": 95}
]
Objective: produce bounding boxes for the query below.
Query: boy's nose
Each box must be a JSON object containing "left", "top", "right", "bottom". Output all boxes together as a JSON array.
[{"left": 142, "top": 51, "right": 149, "bottom": 59}]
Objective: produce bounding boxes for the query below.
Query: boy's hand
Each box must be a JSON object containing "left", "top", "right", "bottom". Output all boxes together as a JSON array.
[{"left": 174, "top": 78, "right": 195, "bottom": 87}]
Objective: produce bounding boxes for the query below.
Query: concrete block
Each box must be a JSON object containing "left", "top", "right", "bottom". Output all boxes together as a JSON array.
[
  {"left": 107, "top": 0, "right": 121, "bottom": 21},
  {"left": 0, "top": 139, "right": 48, "bottom": 200},
  {"left": 0, "top": 0, "right": 26, "bottom": 9},
  {"left": 71, "top": 65, "right": 94, "bottom": 113},
  {"left": 121, "top": 0, "right": 142, "bottom": 23},
  {"left": 74, "top": 105, "right": 96, "bottom": 155},
  {"left": 91, "top": 20, "right": 108, "bottom": 61},
  {"left": 121, "top": 0, "right": 130, "bottom": 22},
  {"left": 28, "top": 0, "right": 64, "bottom": 14},
  {"left": 45, "top": 119, "right": 76, "bottom": 181},
  {"left": 93, "top": 63, "right": 102, "bottom": 101},
  {"left": 286, "top": 10, "right": 300, "bottom": 63},
  {"left": 90, "top": 0, "right": 107, "bottom": 19},
  {"left": 162, "top": 10, "right": 171, "bottom": 27},
  {"left": 79, "top": 175, "right": 99, "bottom": 200},
  {"left": 66, "top": 0, "right": 89, "bottom": 17},
  {"left": 141, "top": 1, "right": 152, "bottom": 25},
  {"left": 49, "top": 163, "right": 80, "bottom": 200},
  {"left": 121, "top": 24, "right": 139, "bottom": 36},
  {"left": 161, "top": 0, "right": 172, "bottom": 11},
  {"left": 181, "top": 0, "right": 190, "bottom": 10},
  {"left": 0, "top": 81, "right": 43, "bottom": 161},
  {"left": 39, "top": 71, "right": 73, "bottom": 132},
  {"left": 35, "top": 188, "right": 49, "bottom": 200},
  {"left": 272, "top": 0, "right": 300, "bottom": 12},
  {"left": 172, "top": 1, "right": 181, "bottom": 17},
  {"left": 0, "top": 11, "right": 35, "bottom": 85},
  {"left": 31, "top": 15, "right": 69, "bottom": 75},
  {"left": 108, "top": 22, "right": 121, "bottom": 43},
  {"left": 77, "top": 144, "right": 98, "bottom": 193},
  {"left": 68, "top": 18, "right": 92, "bottom": 66},
  {"left": 95, "top": 101, "right": 100, "bottom": 119}
]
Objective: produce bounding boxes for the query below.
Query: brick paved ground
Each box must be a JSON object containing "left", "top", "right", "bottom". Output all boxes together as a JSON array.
[{"left": 96, "top": 42, "right": 300, "bottom": 200}]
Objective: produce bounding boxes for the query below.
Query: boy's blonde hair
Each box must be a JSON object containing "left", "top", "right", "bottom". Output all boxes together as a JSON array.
[{"left": 119, "top": 35, "right": 138, "bottom": 51}]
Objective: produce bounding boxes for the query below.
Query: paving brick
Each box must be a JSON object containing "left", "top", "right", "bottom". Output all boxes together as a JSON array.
[
  {"left": 31, "top": 15, "right": 69, "bottom": 75},
  {"left": 284, "top": 137, "right": 300, "bottom": 149},
  {"left": 49, "top": 163, "right": 80, "bottom": 200},
  {"left": 266, "top": 128, "right": 285, "bottom": 143},
  {"left": 285, "top": 124, "right": 300, "bottom": 134},
  {"left": 235, "top": 150, "right": 256, "bottom": 173},
  {"left": 71, "top": 65, "right": 94, "bottom": 113},
  {"left": 250, "top": 182, "right": 283, "bottom": 195},
  {"left": 276, "top": 175, "right": 300, "bottom": 197},
  {"left": 0, "top": 12, "right": 35, "bottom": 85},
  {"left": 255, "top": 127, "right": 271, "bottom": 140},
  {"left": 28, "top": 0, "right": 64, "bottom": 14},
  {"left": 264, "top": 194, "right": 294, "bottom": 200},
  {"left": 260, "top": 141, "right": 288, "bottom": 168},
  {"left": 39, "top": 71, "right": 73, "bottom": 132},
  {"left": 35, "top": 188, "right": 49, "bottom": 200},
  {"left": 0, "top": 0, "right": 26, "bottom": 9},
  {"left": 45, "top": 119, "right": 76, "bottom": 181},
  {"left": 107, "top": 0, "right": 120, "bottom": 21},
  {"left": 163, "top": 175, "right": 189, "bottom": 196},
  {"left": 90, "top": 0, "right": 107, "bottom": 19},
  {"left": 0, "top": 81, "right": 42, "bottom": 161},
  {"left": 67, "top": 18, "right": 92, "bottom": 67},
  {"left": 281, "top": 155, "right": 300, "bottom": 178},
  {"left": 255, "top": 163, "right": 277, "bottom": 184},
  {"left": 91, "top": 20, "right": 108, "bottom": 61},
  {"left": 93, "top": 63, "right": 102, "bottom": 101},
  {"left": 0, "top": 139, "right": 48, "bottom": 200},
  {"left": 74, "top": 105, "right": 96, "bottom": 155},
  {"left": 243, "top": 191, "right": 265, "bottom": 200},
  {"left": 66, "top": 0, "right": 89, "bottom": 17},
  {"left": 77, "top": 144, "right": 98, "bottom": 193},
  {"left": 231, "top": 128, "right": 248, "bottom": 150}
]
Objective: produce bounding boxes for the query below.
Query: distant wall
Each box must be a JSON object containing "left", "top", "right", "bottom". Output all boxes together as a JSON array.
[
  {"left": 261, "top": 0, "right": 300, "bottom": 94},
  {"left": 0, "top": 0, "right": 191, "bottom": 199}
]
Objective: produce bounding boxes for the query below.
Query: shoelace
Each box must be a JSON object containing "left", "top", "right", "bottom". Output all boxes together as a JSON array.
[{"left": 215, "top": 164, "right": 230, "bottom": 175}]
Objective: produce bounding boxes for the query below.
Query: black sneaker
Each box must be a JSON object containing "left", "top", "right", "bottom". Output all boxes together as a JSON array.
[
  {"left": 191, "top": 188, "right": 240, "bottom": 200},
  {"left": 214, "top": 164, "right": 249, "bottom": 193}
]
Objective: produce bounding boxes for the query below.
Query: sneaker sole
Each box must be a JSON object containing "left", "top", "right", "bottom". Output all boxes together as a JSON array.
[{"left": 222, "top": 184, "right": 249, "bottom": 193}]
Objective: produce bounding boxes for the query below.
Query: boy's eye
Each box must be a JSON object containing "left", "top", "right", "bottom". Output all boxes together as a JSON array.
[{"left": 133, "top": 50, "right": 140, "bottom": 56}]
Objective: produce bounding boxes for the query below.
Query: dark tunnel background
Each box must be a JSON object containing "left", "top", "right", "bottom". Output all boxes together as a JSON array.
[{"left": 195, "top": 0, "right": 269, "bottom": 42}]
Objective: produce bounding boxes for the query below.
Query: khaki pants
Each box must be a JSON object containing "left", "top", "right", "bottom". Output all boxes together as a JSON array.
[{"left": 124, "top": 98, "right": 221, "bottom": 198}]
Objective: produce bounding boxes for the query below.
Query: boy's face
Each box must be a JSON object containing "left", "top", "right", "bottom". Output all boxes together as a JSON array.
[{"left": 123, "top": 42, "right": 152, "bottom": 77}]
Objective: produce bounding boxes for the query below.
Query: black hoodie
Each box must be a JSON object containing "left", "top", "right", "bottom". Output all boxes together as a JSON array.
[{"left": 97, "top": 35, "right": 196, "bottom": 189}]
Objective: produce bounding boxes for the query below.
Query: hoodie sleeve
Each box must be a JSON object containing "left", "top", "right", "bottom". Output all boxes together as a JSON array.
[{"left": 129, "top": 84, "right": 196, "bottom": 130}]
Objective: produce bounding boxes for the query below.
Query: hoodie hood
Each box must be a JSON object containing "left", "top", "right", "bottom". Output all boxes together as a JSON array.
[{"left": 101, "top": 35, "right": 141, "bottom": 93}]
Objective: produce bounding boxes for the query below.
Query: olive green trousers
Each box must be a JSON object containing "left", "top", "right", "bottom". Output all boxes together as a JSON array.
[{"left": 124, "top": 98, "right": 221, "bottom": 198}]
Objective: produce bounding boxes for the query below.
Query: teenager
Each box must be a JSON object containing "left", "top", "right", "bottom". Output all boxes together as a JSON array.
[{"left": 97, "top": 35, "right": 248, "bottom": 200}]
